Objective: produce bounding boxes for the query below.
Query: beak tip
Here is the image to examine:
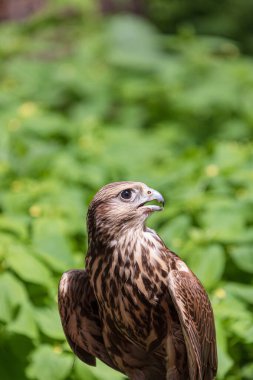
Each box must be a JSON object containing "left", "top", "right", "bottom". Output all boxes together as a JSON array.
[{"left": 150, "top": 188, "right": 165, "bottom": 209}]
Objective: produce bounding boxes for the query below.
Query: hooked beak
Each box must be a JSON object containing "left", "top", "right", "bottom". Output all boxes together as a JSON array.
[{"left": 138, "top": 188, "right": 165, "bottom": 212}]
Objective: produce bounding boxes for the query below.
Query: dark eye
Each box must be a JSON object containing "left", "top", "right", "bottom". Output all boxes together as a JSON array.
[{"left": 120, "top": 189, "right": 133, "bottom": 200}]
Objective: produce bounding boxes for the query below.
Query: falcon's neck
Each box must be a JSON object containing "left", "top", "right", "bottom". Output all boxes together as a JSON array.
[
  {"left": 86, "top": 224, "right": 169, "bottom": 308},
  {"left": 86, "top": 224, "right": 167, "bottom": 276}
]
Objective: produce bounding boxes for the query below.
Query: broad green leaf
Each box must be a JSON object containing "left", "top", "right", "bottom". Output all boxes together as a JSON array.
[
  {"left": 230, "top": 316, "right": 253, "bottom": 343},
  {"left": 8, "top": 302, "right": 38, "bottom": 340},
  {"left": 211, "top": 142, "right": 248, "bottom": 171},
  {"left": 32, "top": 218, "right": 75, "bottom": 272},
  {"left": 215, "top": 318, "right": 233, "bottom": 378},
  {"left": 89, "top": 360, "right": 124, "bottom": 380},
  {"left": 0, "top": 233, "right": 15, "bottom": 261},
  {"left": 188, "top": 244, "right": 225, "bottom": 289},
  {"left": 0, "top": 215, "right": 28, "bottom": 239},
  {"left": 159, "top": 214, "right": 191, "bottom": 251},
  {"left": 0, "top": 339, "right": 28, "bottom": 380},
  {"left": 213, "top": 294, "right": 251, "bottom": 320},
  {"left": 35, "top": 307, "right": 65, "bottom": 340},
  {"left": 107, "top": 15, "right": 163, "bottom": 70},
  {"left": 39, "top": 187, "right": 87, "bottom": 235},
  {"left": 74, "top": 359, "right": 98, "bottom": 380},
  {"left": 224, "top": 282, "right": 253, "bottom": 304},
  {"left": 0, "top": 272, "right": 28, "bottom": 323},
  {"left": 214, "top": 294, "right": 253, "bottom": 342},
  {"left": 6, "top": 245, "right": 53, "bottom": 287},
  {"left": 241, "top": 363, "right": 253, "bottom": 379},
  {"left": 199, "top": 200, "right": 246, "bottom": 243},
  {"left": 229, "top": 245, "right": 253, "bottom": 273},
  {"left": 26, "top": 345, "right": 72, "bottom": 380}
]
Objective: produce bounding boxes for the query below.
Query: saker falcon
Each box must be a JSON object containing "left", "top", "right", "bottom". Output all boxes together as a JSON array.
[{"left": 58, "top": 181, "right": 217, "bottom": 380}]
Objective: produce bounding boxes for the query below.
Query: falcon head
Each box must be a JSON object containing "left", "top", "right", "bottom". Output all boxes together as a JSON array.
[{"left": 87, "top": 182, "right": 164, "bottom": 241}]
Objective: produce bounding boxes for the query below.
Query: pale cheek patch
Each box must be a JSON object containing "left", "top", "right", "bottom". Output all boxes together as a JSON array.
[
  {"left": 176, "top": 261, "right": 189, "bottom": 273},
  {"left": 60, "top": 273, "right": 70, "bottom": 296}
]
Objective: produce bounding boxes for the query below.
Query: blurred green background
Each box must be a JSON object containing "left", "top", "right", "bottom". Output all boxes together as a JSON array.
[{"left": 0, "top": 1, "right": 253, "bottom": 379}]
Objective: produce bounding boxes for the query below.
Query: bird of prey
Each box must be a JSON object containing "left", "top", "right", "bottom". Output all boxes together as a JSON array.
[{"left": 58, "top": 181, "right": 217, "bottom": 380}]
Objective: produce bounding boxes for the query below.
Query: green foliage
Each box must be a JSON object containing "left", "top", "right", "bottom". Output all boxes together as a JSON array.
[
  {"left": 0, "top": 2, "right": 253, "bottom": 379},
  {"left": 147, "top": 0, "right": 253, "bottom": 54}
]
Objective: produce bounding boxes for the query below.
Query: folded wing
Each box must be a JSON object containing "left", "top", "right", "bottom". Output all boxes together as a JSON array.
[
  {"left": 58, "top": 269, "right": 118, "bottom": 370},
  {"left": 168, "top": 265, "right": 217, "bottom": 380}
]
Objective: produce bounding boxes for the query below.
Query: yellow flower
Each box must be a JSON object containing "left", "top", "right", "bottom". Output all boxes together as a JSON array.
[
  {"left": 205, "top": 164, "right": 219, "bottom": 177},
  {"left": 29, "top": 205, "right": 42, "bottom": 217},
  {"left": 18, "top": 102, "right": 38, "bottom": 118}
]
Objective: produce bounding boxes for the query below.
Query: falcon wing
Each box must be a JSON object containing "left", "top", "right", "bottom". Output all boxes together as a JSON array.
[
  {"left": 167, "top": 263, "right": 217, "bottom": 380},
  {"left": 58, "top": 269, "right": 118, "bottom": 370}
]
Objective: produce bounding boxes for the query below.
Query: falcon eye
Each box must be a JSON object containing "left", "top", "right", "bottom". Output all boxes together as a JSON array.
[{"left": 120, "top": 189, "right": 133, "bottom": 200}]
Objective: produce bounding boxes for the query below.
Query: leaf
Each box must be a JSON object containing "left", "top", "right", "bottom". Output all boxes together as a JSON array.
[
  {"left": 230, "top": 316, "right": 253, "bottom": 343},
  {"left": 32, "top": 218, "right": 75, "bottom": 272},
  {"left": 188, "top": 244, "right": 225, "bottom": 289},
  {"left": 214, "top": 293, "right": 253, "bottom": 341},
  {"left": 6, "top": 245, "right": 53, "bottom": 287},
  {"left": 8, "top": 302, "right": 38, "bottom": 341},
  {"left": 224, "top": 282, "right": 253, "bottom": 304},
  {"left": 89, "top": 360, "right": 124, "bottom": 380},
  {"left": 229, "top": 245, "right": 253, "bottom": 273},
  {"left": 26, "top": 345, "right": 72, "bottom": 380},
  {"left": 199, "top": 200, "right": 246, "bottom": 243},
  {"left": 106, "top": 15, "right": 163, "bottom": 70},
  {"left": 214, "top": 294, "right": 250, "bottom": 320},
  {"left": 0, "top": 233, "right": 15, "bottom": 261},
  {"left": 0, "top": 215, "right": 28, "bottom": 239},
  {"left": 241, "top": 363, "right": 253, "bottom": 379},
  {"left": 0, "top": 272, "right": 28, "bottom": 323},
  {"left": 215, "top": 318, "right": 233, "bottom": 378},
  {"left": 0, "top": 338, "right": 28, "bottom": 380},
  {"left": 35, "top": 307, "right": 65, "bottom": 340},
  {"left": 74, "top": 359, "right": 98, "bottom": 380},
  {"left": 159, "top": 214, "right": 191, "bottom": 251}
]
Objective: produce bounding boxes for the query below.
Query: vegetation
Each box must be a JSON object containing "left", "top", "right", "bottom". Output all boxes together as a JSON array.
[
  {"left": 147, "top": 0, "right": 253, "bottom": 54},
  {"left": 0, "top": 1, "right": 253, "bottom": 379}
]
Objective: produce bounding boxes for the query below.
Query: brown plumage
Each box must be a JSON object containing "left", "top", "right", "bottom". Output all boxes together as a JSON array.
[{"left": 58, "top": 181, "right": 217, "bottom": 380}]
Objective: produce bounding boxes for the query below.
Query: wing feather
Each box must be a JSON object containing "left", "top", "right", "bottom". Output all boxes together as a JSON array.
[
  {"left": 58, "top": 269, "right": 119, "bottom": 370},
  {"left": 167, "top": 265, "right": 217, "bottom": 380}
]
